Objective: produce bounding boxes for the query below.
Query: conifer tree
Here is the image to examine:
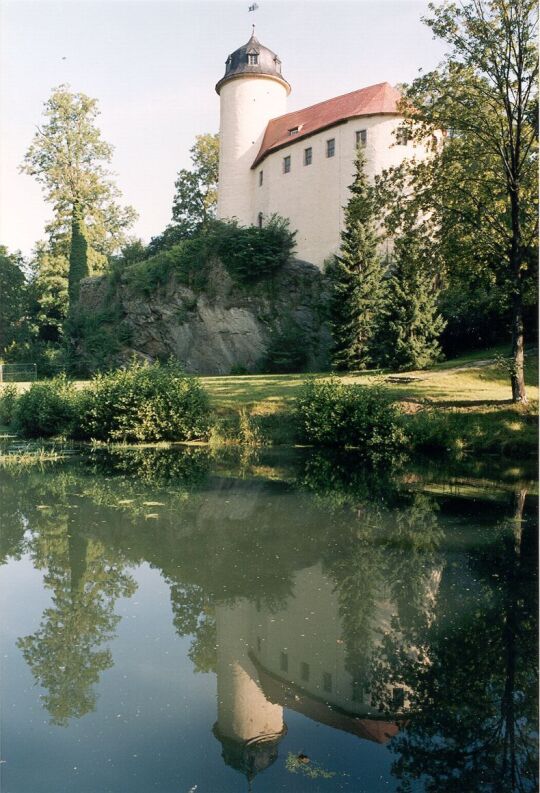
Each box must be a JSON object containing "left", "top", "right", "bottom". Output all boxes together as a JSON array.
[
  {"left": 328, "top": 147, "right": 383, "bottom": 370},
  {"left": 376, "top": 233, "right": 446, "bottom": 372}
]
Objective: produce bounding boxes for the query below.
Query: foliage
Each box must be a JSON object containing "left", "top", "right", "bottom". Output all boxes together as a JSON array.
[
  {"left": 295, "top": 378, "right": 406, "bottom": 460},
  {"left": 262, "top": 320, "right": 310, "bottom": 373},
  {"left": 149, "top": 132, "right": 219, "bottom": 253},
  {"left": 327, "top": 147, "right": 384, "bottom": 370},
  {"left": 377, "top": 0, "right": 538, "bottom": 401},
  {"left": 65, "top": 307, "right": 132, "bottom": 376},
  {"left": 77, "top": 360, "right": 211, "bottom": 442},
  {"left": 0, "top": 385, "right": 18, "bottom": 426},
  {"left": 0, "top": 247, "right": 32, "bottom": 358},
  {"left": 376, "top": 232, "right": 446, "bottom": 370},
  {"left": 215, "top": 215, "right": 296, "bottom": 283},
  {"left": 21, "top": 85, "right": 137, "bottom": 311},
  {"left": 67, "top": 202, "right": 89, "bottom": 305},
  {"left": 125, "top": 217, "right": 296, "bottom": 294},
  {"left": 14, "top": 376, "right": 77, "bottom": 438}
]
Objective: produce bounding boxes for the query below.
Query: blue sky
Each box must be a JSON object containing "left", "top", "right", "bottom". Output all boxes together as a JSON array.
[{"left": 0, "top": 0, "right": 446, "bottom": 256}]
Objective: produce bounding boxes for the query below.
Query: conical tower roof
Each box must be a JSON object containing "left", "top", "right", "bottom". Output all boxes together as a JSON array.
[{"left": 216, "top": 32, "right": 290, "bottom": 94}]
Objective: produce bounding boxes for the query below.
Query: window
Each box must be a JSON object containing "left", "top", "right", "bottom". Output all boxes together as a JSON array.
[
  {"left": 392, "top": 687, "right": 405, "bottom": 709},
  {"left": 274, "top": 57, "right": 282, "bottom": 73},
  {"left": 259, "top": 170, "right": 263, "bottom": 186},
  {"left": 283, "top": 155, "right": 291, "bottom": 173},
  {"left": 248, "top": 53, "right": 259, "bottom": 65},
  {"left": 304, "top": 147, "right": 312, "bottom": 166},
  {"left": 323, "top": 672, "right": 332, "bottom": 692},
  {"left": 352, "top": 677, "right": 366, "bottom": 702},
  {"left": 257, "top": 212, "right": 263, "bottom": 228},
  {"left": 326, "top": 138, "right": 335, "bottom": 158},
  {"left": 396, "top": 128, "right": 410, "bottom": 146},
  {"left": 288, "top": 126, "right": 300, "bottom": 136},
  {"left": 356, "top": 129, "right": 367, "bottom": 147},
  {"left": 280, "top": 652, "right": 289, "bottom": 672},
  {"left": 301, "top": 662, "right": 310, "bottom": 682}
]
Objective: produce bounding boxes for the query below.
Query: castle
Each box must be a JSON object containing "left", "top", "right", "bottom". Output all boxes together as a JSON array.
[{"left": 215, "top": 31, "right": 430, "bottom": 267}]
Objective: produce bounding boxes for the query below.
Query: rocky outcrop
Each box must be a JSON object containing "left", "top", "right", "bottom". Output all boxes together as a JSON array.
[{"left": 77, "top": 258, "right": 330, "bottom": 375}]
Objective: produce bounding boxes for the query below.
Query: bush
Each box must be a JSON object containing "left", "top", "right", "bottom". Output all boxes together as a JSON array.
[
  {"left": 215, "top": 216, "right": 296, "bottom": 283},
  {"left": 15, "top": 377, "right": 76, "bottom": 438},
  {"left": 123, "top": 217, "right": 296, "bottom": 295},
  {"left": 78, "top": 360, "right": 211, "bottom": 442},
  {"left": 295, "top": 378, "right": 406, "bottom": 461},
  {"left": 0, "top": 384, "right": 18, "bottom": 426}
]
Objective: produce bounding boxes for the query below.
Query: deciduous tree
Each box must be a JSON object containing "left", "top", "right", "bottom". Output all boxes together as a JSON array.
[
  {"left": 21, "top": 85, "right": 137, "bottom": 309},
  {"left": 378, "top": 0, "right": 538, "bottom": 401}
]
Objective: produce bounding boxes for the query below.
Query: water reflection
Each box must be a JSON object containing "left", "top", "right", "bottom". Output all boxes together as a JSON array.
[{"left": 0, "top": 448, "right": 537, "bottom": 792}]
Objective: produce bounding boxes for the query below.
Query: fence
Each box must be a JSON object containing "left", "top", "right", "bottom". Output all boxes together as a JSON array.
[{"left": 0, "top": 363, "right": 37, "bottom": 383}]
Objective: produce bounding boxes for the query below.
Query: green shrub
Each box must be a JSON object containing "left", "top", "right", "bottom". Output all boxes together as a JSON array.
[
  {"left": 123, "top": 217, "right": 296, "bottom": 295},
  {"left": 295, "top": 378, "right": 406, "bottom": 461},
  {"left": 0, "top": 385, "right": 18, "bottom": 426},
  {"left": 78, "top": 360, "right": 211, "bottom": 442},
  {"left": 15, "top": 377, "right": 76, "bottom": 438},
  {"left": 405, "top": 409, "right": 461, "bottom": 454},
  {"left": 215, "top": 216, "right": 296, "bottom": 283}
]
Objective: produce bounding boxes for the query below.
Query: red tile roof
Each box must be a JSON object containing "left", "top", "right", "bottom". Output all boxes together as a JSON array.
[{"left": 252, "top": 81, "right": 401, "bottom": 168}]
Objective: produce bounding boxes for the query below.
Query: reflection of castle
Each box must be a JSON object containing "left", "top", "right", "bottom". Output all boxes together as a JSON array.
[{"left": 213, "top": 563, "right": 401, "bottom": 783}]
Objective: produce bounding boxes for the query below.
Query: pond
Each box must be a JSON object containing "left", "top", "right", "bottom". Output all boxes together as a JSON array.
[{"left": 0, "top": 447, "right": 537, "bottom": 793}]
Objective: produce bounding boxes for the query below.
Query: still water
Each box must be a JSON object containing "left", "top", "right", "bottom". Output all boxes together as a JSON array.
[{"left": 0, "top": 447, "right": 537, "bottom": 793}]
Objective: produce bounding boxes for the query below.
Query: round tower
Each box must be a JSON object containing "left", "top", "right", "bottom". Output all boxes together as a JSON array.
[{"left": 216, "top": 31, "right": 290, "bottom": 225}]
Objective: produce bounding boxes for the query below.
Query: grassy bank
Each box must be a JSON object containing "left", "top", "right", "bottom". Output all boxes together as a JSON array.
[
  {"left": 1, "top": 346, "right": 538, "bottom": 456},
  {"left": 200, "top": 346, "right": 538, "bottom": 455}
]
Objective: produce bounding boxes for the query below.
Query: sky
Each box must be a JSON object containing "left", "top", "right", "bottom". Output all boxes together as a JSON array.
[{"left": 0, "top": 0, "right": 447, "bottom": 256}]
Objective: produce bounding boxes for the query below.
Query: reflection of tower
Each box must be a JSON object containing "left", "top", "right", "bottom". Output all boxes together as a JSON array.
[{"left": 213, "top": 600, "right": 287, "bottom": 785}]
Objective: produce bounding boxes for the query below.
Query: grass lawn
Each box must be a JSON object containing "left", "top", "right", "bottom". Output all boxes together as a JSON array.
[
  {"left": 198, "top": 344, "right": 538, "bottom": 409},
  {"left": 1, "top": 345, "right": 538, "bottom": 454}
]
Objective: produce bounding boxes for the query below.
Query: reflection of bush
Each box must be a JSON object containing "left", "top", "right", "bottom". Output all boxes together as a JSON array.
[{"left": 85, "top": 446, "right": 211, "bottom": 487}]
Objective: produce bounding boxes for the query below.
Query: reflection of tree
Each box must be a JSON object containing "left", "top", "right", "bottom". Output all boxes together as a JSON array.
[
  {"left": 168, "top": 581, "right": 217, "bottom": 673},
  {"left": 18, "top": 509, "right": 136, "bottom": 725},
  {"left": 383, "top": 490, "right": 538, "bottom": 793},
  {"left": 324, "top": 484, "right": 442, "bottom": 709}
]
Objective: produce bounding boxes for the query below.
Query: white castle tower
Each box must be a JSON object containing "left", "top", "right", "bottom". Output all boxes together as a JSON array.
[{"left": 215, "top": 30, "right": 290, "bottom": 225}]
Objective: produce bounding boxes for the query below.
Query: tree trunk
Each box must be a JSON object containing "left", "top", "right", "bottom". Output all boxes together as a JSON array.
[
  {"left": 509, "top": 186, "right": 527, "bottom": 404},
  {"left": 68, "top": 201, "right": 89, "bottom": 309}
]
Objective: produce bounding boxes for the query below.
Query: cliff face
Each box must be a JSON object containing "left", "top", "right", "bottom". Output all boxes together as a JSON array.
[{"left": 77, "top": 258, "right": 330, "bottom": 375}]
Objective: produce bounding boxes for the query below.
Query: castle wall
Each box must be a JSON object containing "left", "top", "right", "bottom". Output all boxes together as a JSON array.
[
  {"left": 217, "top": 76, "right": 288, "bottom": 224},
  {"left": 252, "top": 114, "right": 430, "bottom": 267}
]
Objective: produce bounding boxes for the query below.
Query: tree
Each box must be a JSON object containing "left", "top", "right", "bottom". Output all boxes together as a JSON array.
[
  {"left": 0, "top": 246, "right": 31, "bottom": 358},
  {"left": 376, "top": 232, "right": 446, "bottom": 371},
  {"left": 327, "top": 147, "right": 384, "bottom": 370},
  {"left": 149, "top": 133, "right": 219, "bottom": 254},
  {"left": 378, "top": 0, "right": 538, "bottom": 401},
  {"left": 21, "top": 85, "right": 137, "bottom": 309}
]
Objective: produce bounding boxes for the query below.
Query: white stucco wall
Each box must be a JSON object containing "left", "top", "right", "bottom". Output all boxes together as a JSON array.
[
  {"left": 252, "top": 115, "right": 430, "bottom": 267},
  {"left": 217, "top": 76, "right": 288, "bottom": 224}
]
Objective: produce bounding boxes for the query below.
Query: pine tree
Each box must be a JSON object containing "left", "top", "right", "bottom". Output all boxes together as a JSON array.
[
  {"left": 376, "top": 233, "right": 446, "bottom": 371},
  {"left": 328, "top": 147, "right": 384, "bottom": 370}
]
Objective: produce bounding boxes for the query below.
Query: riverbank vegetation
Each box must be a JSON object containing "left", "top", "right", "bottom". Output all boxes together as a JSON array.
[{"left": 1, "top": 348, "right": 537, "bottom": 458}]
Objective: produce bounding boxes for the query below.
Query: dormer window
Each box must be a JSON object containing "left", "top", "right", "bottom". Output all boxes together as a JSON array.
[
  {"left": 288, "top": 125, "right": 302, "bottom": 136},
  {"left": 274, "top": 57, "right": 282, "bottom": 73},
  {"left": 247, "top": 48, "right": 259, "bottom": 65}
]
